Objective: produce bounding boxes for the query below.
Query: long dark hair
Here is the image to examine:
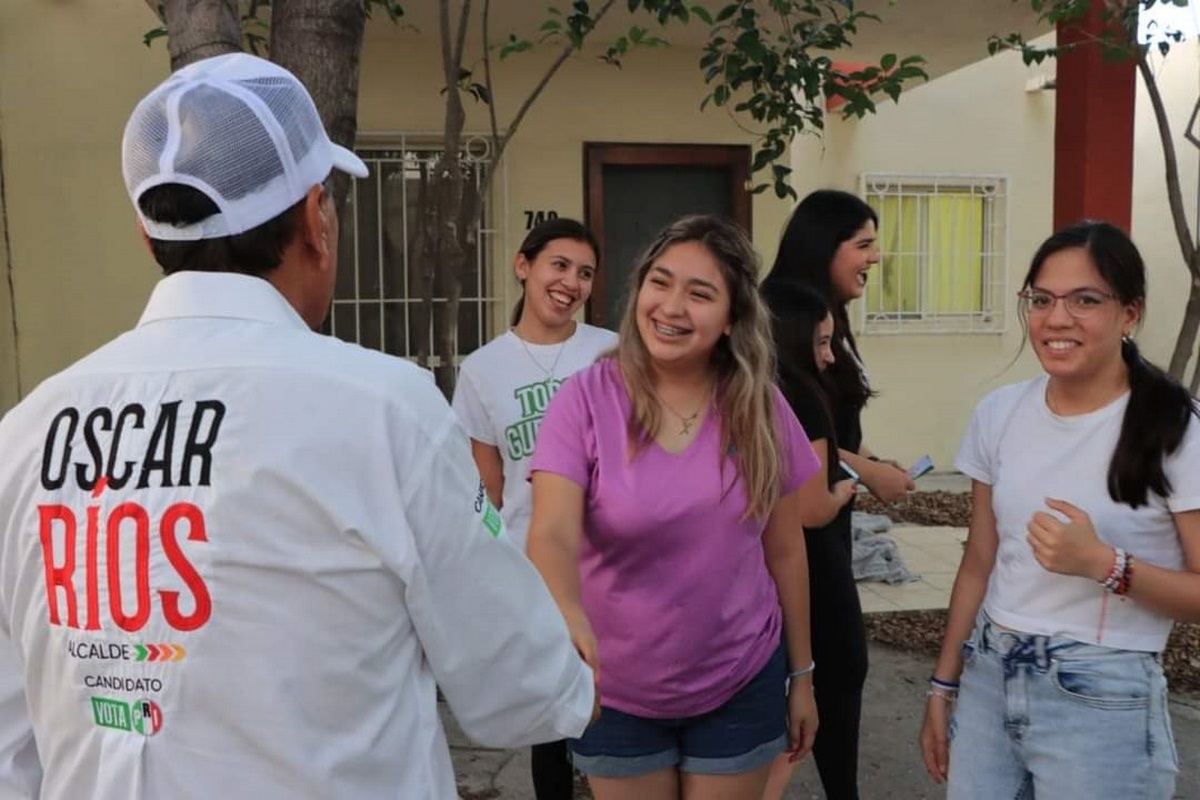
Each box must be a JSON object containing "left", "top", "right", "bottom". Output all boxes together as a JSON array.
[
  {"left": 763, "top": 280, "right": 838, "bottom": 477},
  {"left": 1024, "top": 220, "right": 1197, "bottom": 508},
  {"left": 510, "top": 218, "right": 599, "bottom": 326},
  {"left": 763, "top": 189, "right": 877, "bottom": 411}
]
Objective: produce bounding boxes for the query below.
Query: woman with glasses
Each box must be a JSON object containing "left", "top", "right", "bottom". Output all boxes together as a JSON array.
[{"left": 919, "top": 221, "right": 1200, "bottom": 799}]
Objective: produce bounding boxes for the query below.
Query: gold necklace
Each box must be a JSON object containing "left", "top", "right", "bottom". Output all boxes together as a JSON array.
[
  {"left": 655, "top": 386, "right": 711, "bottom": 436},
  {"left": 513, "top": 329, "right": 569, "bottom": 383}
]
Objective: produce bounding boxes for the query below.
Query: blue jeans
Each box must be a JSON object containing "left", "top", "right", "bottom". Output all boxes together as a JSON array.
[
  {"left": 570, "top": 643, "right": 787, "bottom": 778},
  {"left": 948, "top": 613, "right": 1178, "bottom": 799}
]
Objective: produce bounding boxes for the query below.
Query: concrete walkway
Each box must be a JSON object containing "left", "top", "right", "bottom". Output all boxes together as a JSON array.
[{"left": 858, "top": 525, "right": 967, "bottom": 613}]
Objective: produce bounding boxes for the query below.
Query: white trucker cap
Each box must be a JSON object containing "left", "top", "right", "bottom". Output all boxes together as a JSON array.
[{"left": 122, "top": 52, "right": 368, "bottom": 241}]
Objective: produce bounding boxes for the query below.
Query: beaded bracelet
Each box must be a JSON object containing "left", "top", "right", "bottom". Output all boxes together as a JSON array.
[
  {"left": 1124, "top": 554, "right": 1135, "bottom": 594},
  {"left": 1100, "top": 548, "right": 1130, "bottom": 595},
  {"left": 1115, "top": 553, "right": 1135, "bottom": 596},
  {"left": 787, "top": 661, "right": 816, "bottom": 679}
]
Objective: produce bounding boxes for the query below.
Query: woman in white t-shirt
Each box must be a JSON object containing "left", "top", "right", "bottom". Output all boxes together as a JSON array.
[
  {"left": 452, "top": 217, "right": 616, "bottom": 800},
  {"left": 920, "top": 221, "right": 1200, "bottom": 799}
]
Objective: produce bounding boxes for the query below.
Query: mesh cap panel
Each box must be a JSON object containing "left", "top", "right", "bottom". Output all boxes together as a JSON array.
[
  {"left": 173, "top": 84, "right": 287, "bottom": 203},
  {"left": 243, "top": 77, "right": 322, "bottom": 167},
  {"left": 121, "top": 53, "right": 368, "bottom": 241}
]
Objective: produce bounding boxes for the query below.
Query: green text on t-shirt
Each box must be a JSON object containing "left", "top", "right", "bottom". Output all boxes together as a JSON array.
[{"left": 504, "top": 378, "right": 563, "bottom": 460}]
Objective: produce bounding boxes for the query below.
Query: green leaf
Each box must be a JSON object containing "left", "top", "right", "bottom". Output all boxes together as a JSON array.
[
  {"left": 880, "top": 52, "right": 896, "bottom": 72},
  {"left": 690, "top": 4, "right": 714, "bottom": 25},
  {"left": 499, "top": 38, "right": 534, "bottom": 59},
  {"left": 469, "top": 83, "right": 492, "bottom": 104},
  {"left": 142, "top": 26, "right": 168, "bottom": 48}
]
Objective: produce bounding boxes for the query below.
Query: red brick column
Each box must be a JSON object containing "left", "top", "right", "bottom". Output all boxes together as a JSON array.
[{"left": 1054, "top": 0, "right": 1137, "bottom": 232}]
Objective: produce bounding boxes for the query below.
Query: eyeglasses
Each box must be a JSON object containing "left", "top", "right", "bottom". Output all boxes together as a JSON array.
[{"left": 1018, "top": 288, "right": 1117, "bottom": 319}]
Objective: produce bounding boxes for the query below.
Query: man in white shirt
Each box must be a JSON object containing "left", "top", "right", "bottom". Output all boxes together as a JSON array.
[{"left": 0, "top": 53, "right": 595, "bottom": 799}]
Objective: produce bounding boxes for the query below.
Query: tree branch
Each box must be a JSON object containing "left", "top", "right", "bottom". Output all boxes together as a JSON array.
[
  {"left": 1138, "top": 52, "right": 1197, "bottom": 269},
  {"left": 453, "top": 0, "right": 475, "bottom": 75},
  {"left": 439, "top": 0, "right": 458, "bottom": 96},
  {"left": 480, "top": 0, "right": 502, "bottom": 166},
  {"left": 490, "top": 0, "right": 620, "bottom": 178},
  {"left": 0, "top": 122, "right": 21, "bottom": 399}
]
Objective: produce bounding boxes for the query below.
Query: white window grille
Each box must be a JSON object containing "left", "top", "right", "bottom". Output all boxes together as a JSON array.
[
  {"left": 328, "top": 135, "right": 504, "bottom": 365},
  {"left": 858, "top": 173, "right": 1009, "bottom": 335}
]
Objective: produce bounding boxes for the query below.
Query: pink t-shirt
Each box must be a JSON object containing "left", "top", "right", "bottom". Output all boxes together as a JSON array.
[{"left": 530, "top": 357, "right": 819, "bottom": 718}]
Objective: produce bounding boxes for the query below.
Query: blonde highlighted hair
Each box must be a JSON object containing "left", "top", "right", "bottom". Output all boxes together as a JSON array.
[{"left": 615, "top": 214, "right": 782, "bottom": 520}]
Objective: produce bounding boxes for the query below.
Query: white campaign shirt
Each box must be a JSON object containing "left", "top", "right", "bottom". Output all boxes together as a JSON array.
[
  {"left": 956, "top": 375, "right": 1200, "bottom": 652},
  {"left": 0, "top": 273, "right": 593, "bottom": 800},
  {"left": 452, "top": 325, "right": 616, "bottom": 549}
]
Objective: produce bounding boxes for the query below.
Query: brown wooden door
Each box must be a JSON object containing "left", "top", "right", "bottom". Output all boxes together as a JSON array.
[{"left": 584, "top": 143, "right": 752, "bottom": 329}]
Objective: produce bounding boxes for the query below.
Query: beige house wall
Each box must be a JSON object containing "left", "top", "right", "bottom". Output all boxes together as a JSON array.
[
  {"left": 0, "top": 0, "right": 167, "bottom": 412},
  {"left": 1132, "top": 42, "right": 1200, "bottom": 363},
  {"left": 0, "top": 150, "right": 16, "bottom": 412},
  {"left": 788, "top": 36, "right": 1200, "bottom": 470},
  {"left": 357, "top": 19, "right": 794, "bottom": 336}
]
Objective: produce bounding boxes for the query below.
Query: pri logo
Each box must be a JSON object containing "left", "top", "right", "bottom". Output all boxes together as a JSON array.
[
  {"left": 132, "top": 698, "right": 163, "bottom": 736},
  {"left": 91, "top": 696, "right": 163, "bottom": 736}
]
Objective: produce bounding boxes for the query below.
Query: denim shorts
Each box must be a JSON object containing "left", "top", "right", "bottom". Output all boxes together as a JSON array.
[
  {"left": 948, "top": 611, "right": 1178, "bottom": 799},
  {"left": 569, "top": 643, "right": 787, "bottom": 778}
]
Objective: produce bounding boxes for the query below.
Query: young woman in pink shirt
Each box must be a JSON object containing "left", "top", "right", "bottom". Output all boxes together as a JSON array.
[{"left": 528, "top": 215, "right": 821, "bottom": 799}]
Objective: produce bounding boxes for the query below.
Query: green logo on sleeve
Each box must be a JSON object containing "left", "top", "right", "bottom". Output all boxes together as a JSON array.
[
  {"left": 483, "top": 503, "right": 503, "bottom": 539},
  {"left": 474, "top": 480, "right": 504, "bottom": 539}
]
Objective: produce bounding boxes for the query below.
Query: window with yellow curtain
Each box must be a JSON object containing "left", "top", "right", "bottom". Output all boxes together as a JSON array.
[{"left": 866, "top": 191, "right": 986, "bottom": 318}]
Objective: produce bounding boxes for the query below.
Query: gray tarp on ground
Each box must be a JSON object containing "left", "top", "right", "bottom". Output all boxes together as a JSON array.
[{"left": 851, "top": 512, "right": 920, "bottom": 585}]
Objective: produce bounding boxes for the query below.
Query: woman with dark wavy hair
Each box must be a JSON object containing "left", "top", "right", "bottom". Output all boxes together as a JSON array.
[
  {"left": 760, "top": 280, "right": 861, "bottom": 800},
  {"left": 761, "top": 190, "right": 914, "bottom": 800}
]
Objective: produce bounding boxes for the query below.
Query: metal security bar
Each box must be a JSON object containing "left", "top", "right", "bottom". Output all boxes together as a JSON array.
[
  {"left": 859, "top": 173, "right": 1009, "bottom": 335},
  {"left": 329, "top": 135, "right": 503, "bottom": 365}
]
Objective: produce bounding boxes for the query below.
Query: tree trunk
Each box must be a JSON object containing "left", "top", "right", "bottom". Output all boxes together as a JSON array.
[
  {"left": 270, "top": 0, "right": 367, "bottom": 210},
  {"left": 1170, "top": 275, "right": 1200, "bottom": 380},
  {"left": 429, "top": 1, "right": 472, "bottom": 397},
  {"left": 431, "top": 158, "right": 467, "bottom": 396},
  {"left": 408, "top": 162, "right": 437, "bottom": 370},
  {"left": 1190, "top": 337, "right": 1200, "bottom": 395},
  {"left": 160, "top": 0, "right": 242, "bottom": 71}
]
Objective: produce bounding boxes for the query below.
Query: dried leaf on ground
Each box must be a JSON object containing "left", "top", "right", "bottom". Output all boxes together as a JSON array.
[{"left": 857, "top": 490, "right": 971, "bottom": 527}]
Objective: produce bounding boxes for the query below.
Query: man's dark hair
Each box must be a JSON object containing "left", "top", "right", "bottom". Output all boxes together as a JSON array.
[{"left": 137, "top": 184, "right": 307, "bottom": 277}]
